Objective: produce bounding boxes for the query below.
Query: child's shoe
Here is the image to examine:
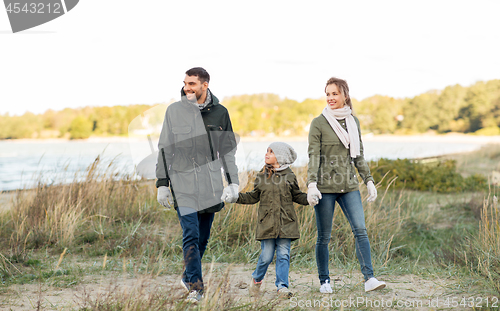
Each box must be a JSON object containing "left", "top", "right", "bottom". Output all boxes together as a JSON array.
[
  {"left": 249, "top": 278, "right": 262, "bottom": 296},
  {"left": 365, "top": 277, "right": 386, "bottom": 292},
  {"left": 319, "top": 279, "right": 333, "bottom": 293},
  {"left": 277, "top": 287, "right": 293, "bottom": 299}
]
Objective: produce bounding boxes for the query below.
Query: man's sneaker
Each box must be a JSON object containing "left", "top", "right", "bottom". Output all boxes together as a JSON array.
[
  {"left": 180, "top": 278, "right": 190, "bottom": 293},
  {"left": 365, "top": 277, "right": 386, "bottom": 292},
  {"left": 249, "top": 278, "right": 262, "bottom": 296},
  {"left": 277, "top": 287, "right": 293, "bottom": 299},
  {"left": 320, "top": 280, "right": 333, "bottom": 293},
  {"left": 186, "top": 290, "right": 203, "bottom": 303}
]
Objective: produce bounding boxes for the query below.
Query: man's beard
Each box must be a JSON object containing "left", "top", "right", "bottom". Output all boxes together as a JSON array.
[{"left": 186, "top": 89, "right": 204, "bottom": 103}]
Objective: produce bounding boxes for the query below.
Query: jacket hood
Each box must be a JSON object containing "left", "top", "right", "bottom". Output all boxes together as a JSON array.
[{"left": 180, "top": 88, "right": 219, "bottom": 107}]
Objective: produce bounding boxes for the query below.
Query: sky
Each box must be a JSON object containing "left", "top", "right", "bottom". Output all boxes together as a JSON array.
[{"left": 1, "top": 0, "right": 500, "bottom": 116}]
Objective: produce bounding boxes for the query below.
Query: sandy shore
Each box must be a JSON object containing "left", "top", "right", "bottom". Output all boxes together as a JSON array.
[{"left": 0, "top": 191, "right": 15, "bottom": 211}]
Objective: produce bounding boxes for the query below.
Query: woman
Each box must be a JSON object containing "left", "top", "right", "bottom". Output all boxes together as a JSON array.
[{"left": 306, "top": 77, "right": 386, "bottom": 293}]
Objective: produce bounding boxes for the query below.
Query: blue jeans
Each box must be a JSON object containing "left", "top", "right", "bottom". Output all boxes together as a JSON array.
[
  {"left": 252, "top": 238, "right": 291, "bottom": 290},
  {"left": 314, "top": 191, "right": 374, "bottom": 283},
  {"left": 177, "top": 207, "right": 215, "bottom": 291}
]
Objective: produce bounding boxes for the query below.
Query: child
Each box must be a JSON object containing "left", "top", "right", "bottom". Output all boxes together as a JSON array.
[{"left": 234, "top": 142, "right": 309, "bottom": 298}]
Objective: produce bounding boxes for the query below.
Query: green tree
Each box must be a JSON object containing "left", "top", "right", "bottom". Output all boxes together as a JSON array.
[
  {"left": 401, "top": 91, "right": 440, "bottom": 133},
  {"left": 434, "top": 84, "right": 467, "bottom": 132},
  {"left": 356, "top": 95, "right": 404, "bottom": 134},
  {"left": 69, "top": 116, "right": 93, "bottom": 139}
]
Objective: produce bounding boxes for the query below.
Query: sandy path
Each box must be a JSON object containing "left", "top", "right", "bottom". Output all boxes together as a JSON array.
[
  {"left": 0, "top": 191, "right": 15, "bottom": 212},
  {"left": 1, "top": 263, "right": 485, "bottom": 310}
]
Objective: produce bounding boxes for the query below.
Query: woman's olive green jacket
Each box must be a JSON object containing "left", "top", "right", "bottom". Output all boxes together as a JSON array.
[
  {"left": 236, "top": 168, "right": 308, "bottom": 241},
  {"left": 307, "top": 114, "right": 374, "bottom": 193}
]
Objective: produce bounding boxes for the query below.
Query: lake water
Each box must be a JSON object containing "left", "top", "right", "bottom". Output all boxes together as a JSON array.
[{"left": 0, "top": 137, "right": 494, "bottom": 191}]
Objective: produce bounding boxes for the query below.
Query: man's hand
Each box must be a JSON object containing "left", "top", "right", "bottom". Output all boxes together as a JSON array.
[
  {"left": 221, "top": 184, "right": 239, "bottom": 203},
  {"left": 157, "top": 186, "right": 173, "bottom": 208},
  {"left": 366, "top": 181, "right": 377, "bottom": 202},
  {"left": 307, "top": 182, "right": 322, "bottom": 206}
]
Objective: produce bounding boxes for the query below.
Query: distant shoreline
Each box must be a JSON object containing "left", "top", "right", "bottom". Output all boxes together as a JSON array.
[{"left": 1, "top": 133, "right": 500, "bottom": 144}]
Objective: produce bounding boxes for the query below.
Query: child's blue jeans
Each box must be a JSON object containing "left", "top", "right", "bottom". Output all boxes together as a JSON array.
[{"left": 252, "top": 238, "right": 292, "bottom": 290}]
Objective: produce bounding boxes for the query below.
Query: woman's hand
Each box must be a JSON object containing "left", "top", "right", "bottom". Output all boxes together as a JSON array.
[
  {"left": 307, "top": 182, "right": 322, "bottom": 206},
  {"left": 367, "top": 181, "right": 377, "bottom": 202}
]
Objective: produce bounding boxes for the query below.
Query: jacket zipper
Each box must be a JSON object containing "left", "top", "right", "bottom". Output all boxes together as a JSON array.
[{"left": 206, "top": 125, "right": 222, "bottom": 198}]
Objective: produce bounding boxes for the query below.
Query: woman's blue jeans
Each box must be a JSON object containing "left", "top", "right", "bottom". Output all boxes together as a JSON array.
[
  {"left": 314, "top": 190, "right": 374, "bottom": 283},
  {"left": 252, "top": 238, "right": 291, "bottom": 290}
]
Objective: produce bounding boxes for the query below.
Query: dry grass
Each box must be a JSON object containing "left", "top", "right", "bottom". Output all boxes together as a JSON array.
[
  {"left": 1, "top": 152, "right": 500, "bottom": 307},
  {"left": 464, "top": 191, "right": 500, "bottom": 293},
  {"left": 3, "top": 156, "right": 162, "bottom": 259}
]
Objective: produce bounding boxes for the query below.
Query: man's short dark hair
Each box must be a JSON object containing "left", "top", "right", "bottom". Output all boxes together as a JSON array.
[{"left": 186, "top": 67, "right": 210, "bottom": 84}]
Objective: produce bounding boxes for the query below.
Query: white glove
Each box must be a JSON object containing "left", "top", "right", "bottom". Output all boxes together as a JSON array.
[
  {"left": 366, "top": 181, "right": 377, "bottom": 202},
  {"left": 307, "top": 182, "right": 322, "bottom": 206},
  {"left": 221, "top": 184, "right": 239, "bottom": 203},
  {"left": 157, "top": 186, "right": 173, "bottom": 208}
]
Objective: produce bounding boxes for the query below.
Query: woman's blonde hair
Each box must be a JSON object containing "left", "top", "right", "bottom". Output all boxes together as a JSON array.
[{"left": 325, "top": 77, "right": 353, "bottom": 110}]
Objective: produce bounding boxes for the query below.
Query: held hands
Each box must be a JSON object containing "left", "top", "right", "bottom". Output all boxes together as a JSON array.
[
  {"left": 307, "top": 182, "right": 322, "bottom": 206},
  {"left": 157, "top": 186, "right": 174, "bottom": 208},
  {"left": 221, "top": 183, "right": 239, "bottom": 203},
  {"left": 366, "top": 181, "right": 377, "bottom": 202}
]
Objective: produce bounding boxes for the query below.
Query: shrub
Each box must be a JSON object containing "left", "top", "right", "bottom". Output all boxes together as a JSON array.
[{"left": 369, "top": 158, "right": 488, "bottom": 193}]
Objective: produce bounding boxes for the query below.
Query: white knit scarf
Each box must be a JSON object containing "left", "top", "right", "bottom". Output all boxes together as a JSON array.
[{"left": 321, "top": 105, "right": 360, "bottom": 158}]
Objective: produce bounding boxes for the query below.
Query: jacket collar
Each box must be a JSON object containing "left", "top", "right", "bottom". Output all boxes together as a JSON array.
[
  {"left": 263, "top": 167, "right": 292, "bottom": 176},
  {"left": 276, "top": 167, "right": 292, "bottom": 175}
]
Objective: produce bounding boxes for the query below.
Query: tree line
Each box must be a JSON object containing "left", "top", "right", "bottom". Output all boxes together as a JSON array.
[{"left": 1, "top": 79, "right": 499, "bottom": 139}]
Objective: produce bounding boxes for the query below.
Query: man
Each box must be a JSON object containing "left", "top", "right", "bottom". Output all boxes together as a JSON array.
[{"left": 156, "top": 67, "right": 239, "bottom": 302}]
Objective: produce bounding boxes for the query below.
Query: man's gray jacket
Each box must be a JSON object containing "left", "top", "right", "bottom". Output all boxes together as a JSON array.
[{"left": 156, "top": 89, "right": 238, "bottom": 213}]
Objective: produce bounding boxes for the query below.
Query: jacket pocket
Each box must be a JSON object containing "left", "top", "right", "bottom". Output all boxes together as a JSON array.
[
  {"left": 319, "top": 167, "right": 337, "bottom": 186},
  {"left": 172, "top": 126, "right": 193, "bottom": 147},
  {"left": 321, "top": 140, "right": 344, "bottom": 157},
  {"left": 208, "top": 159, "right": 223, "bottom": 193},
  {"left": 259, "top": 210, "right": 269, "bottom": 224}
]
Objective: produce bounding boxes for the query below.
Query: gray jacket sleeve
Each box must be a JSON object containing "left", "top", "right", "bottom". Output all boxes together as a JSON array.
[{"left": 156, "top": 108, "right": 174, "bottom": 188}]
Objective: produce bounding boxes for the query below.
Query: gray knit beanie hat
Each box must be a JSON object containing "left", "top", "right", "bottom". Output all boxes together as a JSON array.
[{"left": 268, "top": 142, "right": 297, "bottom": 167}]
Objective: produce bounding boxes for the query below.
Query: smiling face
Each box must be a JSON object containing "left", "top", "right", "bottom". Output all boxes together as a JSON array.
[
  {"left": 265, "top": 148, "right": 279, "bottom": 168},
  {"left": 183, "top": 75, "right": 208, "bottom": 103},
  {"left": 325, "top": 83, "right": 346, "bottom": 110}
]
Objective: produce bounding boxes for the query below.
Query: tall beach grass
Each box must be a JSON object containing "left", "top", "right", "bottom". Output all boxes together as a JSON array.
[{"left": 0, "top": 150, "right": 499, "bottom": 306}]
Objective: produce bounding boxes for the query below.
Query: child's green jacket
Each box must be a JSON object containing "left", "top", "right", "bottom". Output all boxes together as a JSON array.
[{"left": 237, "top": 168, "right": 308, "bottom": 241}]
